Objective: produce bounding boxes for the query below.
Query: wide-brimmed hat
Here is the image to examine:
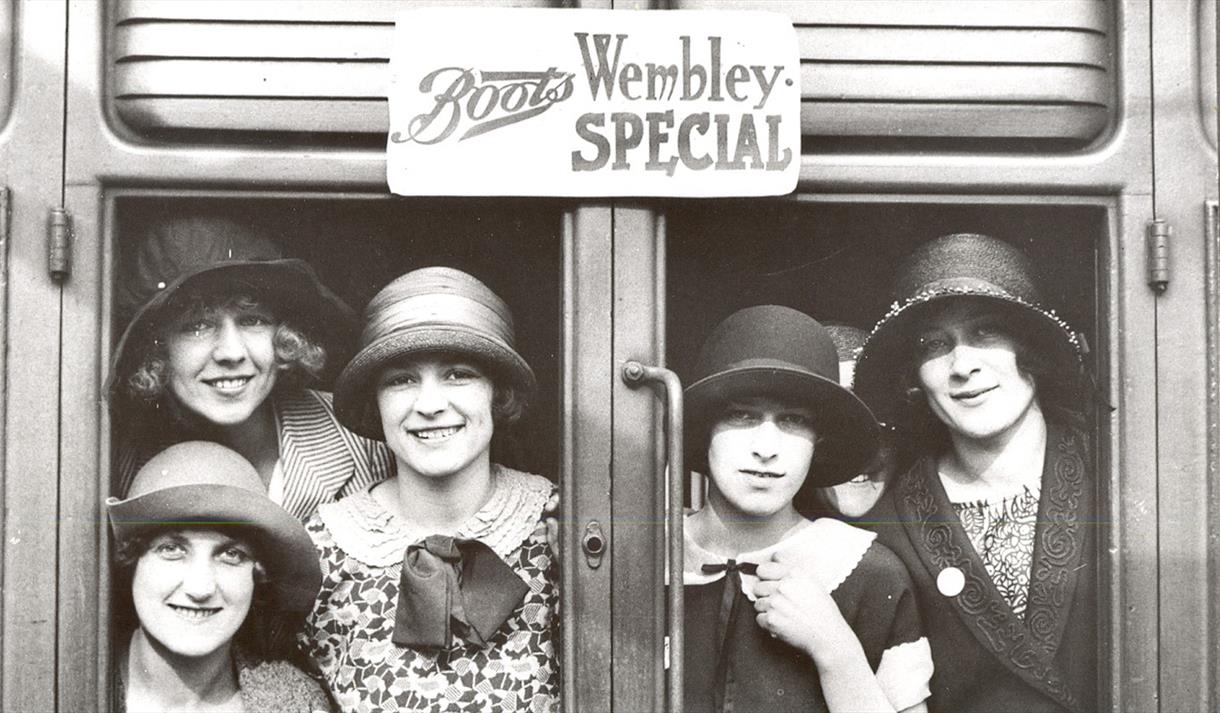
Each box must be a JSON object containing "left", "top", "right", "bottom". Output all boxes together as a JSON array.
[
  {"left": 853, "top": 233, "right": 1083, "bottom": 429},
  {"left": 334, "top": 266, "right": 536, "bottom": 440},
  {"left": 106, "top": 441, "right": 321, "bottom": 611},
  {"left": 108, "top": 216, "right": 357, "bottom": 401},
  {"left": 685, "top": 305, "right": 880, "bottom": 488}
]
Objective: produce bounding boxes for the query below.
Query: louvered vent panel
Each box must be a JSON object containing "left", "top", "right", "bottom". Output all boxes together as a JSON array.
[
  {"left": 111, "top": 0, "right": 561, "bottom": 136},
  {"left": 676, "top": 0, "right": 1112, "bottom": 146}
]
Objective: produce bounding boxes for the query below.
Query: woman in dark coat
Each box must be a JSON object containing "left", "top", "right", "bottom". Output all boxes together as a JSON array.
[{"left": 853, "top": 233, "right": 1097, "bottom": 713}]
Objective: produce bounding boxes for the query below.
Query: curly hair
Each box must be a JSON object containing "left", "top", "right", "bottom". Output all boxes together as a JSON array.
[
  {"left": 111, "top": 526, "right": 300, "bottom": 659},
  {"left": 123, "top": 291, "right": 326, "bottom": 409}
]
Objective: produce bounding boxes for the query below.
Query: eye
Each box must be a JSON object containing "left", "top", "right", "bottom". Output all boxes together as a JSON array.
[
  {"left": 722, "top": 408, "right": 760, "bottom": 426},
  {"left": 380, "top": 370, "right": 419, "bottom": 388},
  {"left": 778, "top": 412, "right": 814, "bottom": 430},
  {"left": 971, "top": 321, "right": 1004, "bottom": 341},
  {"left": 178, "top": 318, "right": 215, "bottom": 337},
  {"left": 236, "top": 312, "right": 274, "bottom": 328},
  {"left": 916, "top": 333, "right": 951, "bottom": 357},
  {"left": 444, "top": 366, "right": 483, "bottom": 383},
  {"left": 152, "top": 540, "right": 186, "bottom": 559},
  {"left": 217, "top": 545, "right": 253, "bottom": 566}
]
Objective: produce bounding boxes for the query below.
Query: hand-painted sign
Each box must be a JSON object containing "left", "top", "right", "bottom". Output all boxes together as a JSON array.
[{"left": 387, "top": 8, "right": 799, "bottom": 197}]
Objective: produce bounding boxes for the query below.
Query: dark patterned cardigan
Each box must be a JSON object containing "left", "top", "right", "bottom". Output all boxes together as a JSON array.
[{"left": 865, "top": 421, "right": 1097, "bottom": 713}]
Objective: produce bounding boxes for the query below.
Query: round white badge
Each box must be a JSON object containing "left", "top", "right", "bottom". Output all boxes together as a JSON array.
[{"left": 937, "top": 566, "right": 965, "bottom": 597}]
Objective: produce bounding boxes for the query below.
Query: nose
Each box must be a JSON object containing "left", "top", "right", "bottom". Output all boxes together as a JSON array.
[
  {"left": 412, "top": 376, "right": 449, "bottom": 416},
  {"left": 947, "top": 343, "right": 982, "bottom": 378},
  {"left": 181, "top": 556, "right": 218, "bottom": 601},
  {"left": 210, "top": 318, "right": 248, "bottom": 364},
  {"left": 750, "top": 420, "right": 781, "bottom": 461}
]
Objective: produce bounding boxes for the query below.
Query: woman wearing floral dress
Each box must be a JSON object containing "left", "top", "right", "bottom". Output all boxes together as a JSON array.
[{"left": 301, "top": 267, "right": 557, "bottom": 712}]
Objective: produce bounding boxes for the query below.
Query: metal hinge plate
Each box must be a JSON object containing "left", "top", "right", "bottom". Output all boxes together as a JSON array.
[
  {"left": 48, "top": 207, "right": 71, "bottom": 281},
  {"left": 1147, "top": 218, "right": 1170, "bottom": 293}
]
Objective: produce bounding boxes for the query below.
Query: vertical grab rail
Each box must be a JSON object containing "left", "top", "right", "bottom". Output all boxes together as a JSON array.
[{"left": 621, "top": 360, "right": 684, "bottom": 713}]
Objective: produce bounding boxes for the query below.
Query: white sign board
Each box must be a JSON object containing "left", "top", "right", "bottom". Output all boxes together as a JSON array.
[{"left": 387, "top": 8, "right": 800, "bottom": 197}]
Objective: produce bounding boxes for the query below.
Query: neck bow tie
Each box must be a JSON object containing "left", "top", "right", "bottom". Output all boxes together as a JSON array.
[
  {"left": 701, "top": 559, "right": 759, "bottom": 576},
  {"left": 392, "top": 534, "right": 529, "bottom": 650}
]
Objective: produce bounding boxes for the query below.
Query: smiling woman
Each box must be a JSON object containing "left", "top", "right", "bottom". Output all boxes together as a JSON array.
[
  {"left": 106, "top": 441, "right": 331, "bottom": 712},
  {"left": 301, "top": 266, "right": 558, "bottom": 713},
  {"left": 109, "top": 215, "right": 394, "bottom": 522}
]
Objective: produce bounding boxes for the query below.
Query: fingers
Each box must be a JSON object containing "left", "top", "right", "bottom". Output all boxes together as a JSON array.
[
  {"left": 543, "top": 492, "right": 560, "bottom": 515},
  {"left": 545, "top": 517, "right": 560, "bottom": 555},
  {"left": 754, "top": 561, "right": 789, "bottom": 581}
]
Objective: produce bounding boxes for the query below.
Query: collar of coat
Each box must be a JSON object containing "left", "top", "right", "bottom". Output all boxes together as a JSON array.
[{"left": 892, "top": 421, "right": 1091, "bottom": 713}]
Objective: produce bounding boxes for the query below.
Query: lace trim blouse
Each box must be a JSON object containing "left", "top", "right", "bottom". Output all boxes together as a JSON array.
[{"left": 950, "top": 484, "right": 1041, "bottom": 617}]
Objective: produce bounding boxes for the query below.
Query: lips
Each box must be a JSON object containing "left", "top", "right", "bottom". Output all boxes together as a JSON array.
[
  {"left": 410, "top": 425, "right": 464, "bottom": 441},
  {"left": 741, "top": 469, "right": 783, "bottom": 479},
  {"left": 952, "top": 385, "right": 996, "bottom": 401},
  {"left": 202, "top": 376, "right": 252, "bottom": 392},
  {"left": 168, "top": 604, "right": 221, "bottom": 621}
]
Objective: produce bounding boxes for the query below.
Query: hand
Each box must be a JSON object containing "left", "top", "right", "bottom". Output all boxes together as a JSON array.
[
  {"left": 543, "top": 491, "right": 559, "bottom": 556},
  {"left": 751, "top": 557, "right": 855, "bottom": 666}
]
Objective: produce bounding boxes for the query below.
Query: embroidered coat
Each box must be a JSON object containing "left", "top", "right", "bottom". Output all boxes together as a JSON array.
[
  {"left": 116, "top": 389, "right": 394, "bottom": 521},
  {"left": 866, "top": 422, "right": 1096, "bottom": 713}
]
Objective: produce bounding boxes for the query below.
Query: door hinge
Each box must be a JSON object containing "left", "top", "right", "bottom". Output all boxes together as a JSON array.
[
  {"left": 1147, "top": 218, "right": 1170, "bottom": 294},
  {"left": 48, "top": 207, "right": 71, "bottom": 282}
]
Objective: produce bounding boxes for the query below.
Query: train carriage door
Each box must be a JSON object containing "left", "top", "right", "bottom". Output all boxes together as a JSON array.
[
  {"left": 1151, "top": 0, "right": 1220, "bottom": 709},
  {"left": 0, "top": 1, "right": 70, "bottom": 710}
]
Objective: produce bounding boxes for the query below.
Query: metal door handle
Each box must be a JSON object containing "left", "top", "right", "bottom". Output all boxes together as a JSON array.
[{"left": 621, "top": 360, "right": 684, "bottom": 713}]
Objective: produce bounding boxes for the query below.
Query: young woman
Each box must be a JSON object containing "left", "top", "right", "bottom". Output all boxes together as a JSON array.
[
  {"left": 853, "top": 233, "right": 1096, "bottom": 713},
  {"left": 301, "top": 266, "right": 558, "bottom": 712},
  {"left": 107, "top": 441, "right": 331, "bottom": 712},
  {"left": 682, "top": 305, "right": 933, "bottom": 713},
  {"left": 109, "top": 215, "right": 393, "bottom": 521}
]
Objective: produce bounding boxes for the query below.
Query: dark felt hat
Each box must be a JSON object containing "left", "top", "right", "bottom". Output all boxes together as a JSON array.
[
  {"left": 334, "top": 267, "right": 536, "bottom": 440},
  {"left": 106, "top": 441, "right": 322, "bottom": 611},
  {"left": 685, "top": 305, "right": 880, "bottom": 488},
  {"left": 108, "top": 216, "right": 357, "bottom": 401},
  {"left": 853, "top": 233, "right": 1082, "bottom": 428}
]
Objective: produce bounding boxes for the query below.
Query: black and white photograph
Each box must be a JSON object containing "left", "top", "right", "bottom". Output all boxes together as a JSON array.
[{"left": 0, "top": 1, "right": 1216, "bottom": 711}]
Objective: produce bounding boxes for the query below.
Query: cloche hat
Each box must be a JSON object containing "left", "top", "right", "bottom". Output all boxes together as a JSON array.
[
  {"left": 334, "top": 266, "right": 536, "bottom": 440},
  {"left": 685, "top": 305, "right": 880, "bottom": 488},
  {"left": 853, "top": 233, "right": 1083, "bottom": 429},
  {"left": 108, "top": 215, "right": 357, "bottom": 399},
  {"left": 106, "top": 441, "right": 322, "bottom": 611}
]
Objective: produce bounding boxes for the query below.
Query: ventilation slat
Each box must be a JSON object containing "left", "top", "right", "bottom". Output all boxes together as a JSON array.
[
  {"left": 115, "top": 97, "right": 388, "bottom": 133},
  {"left": 675, "top": 0, "right": 1106, "bottom": 30},
  {"left": 802, "top": 64, "right": 1108, "bottom": 104},
  {"left": 796, "top": 26, "right": 1107, "bottom": 66},
  {"left": 115, "top": 22, "right": 393, "bottom": 60},
  {"left": 115, "top": 59, "right": 387, "bottom": 98},
  {"left": 802, "top": 101, "right": 1107, "bottom": 138},
  {"left": 116, "top": 0, "right": 556, "bottom": 24}
]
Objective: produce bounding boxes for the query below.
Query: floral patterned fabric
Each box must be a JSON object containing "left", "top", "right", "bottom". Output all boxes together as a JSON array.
[
  {"left": 951, "top": 485, "right": 1040, "bottom": 617},
  {"left": 302, "top": 466, "right": 559, "bottom": 713}
]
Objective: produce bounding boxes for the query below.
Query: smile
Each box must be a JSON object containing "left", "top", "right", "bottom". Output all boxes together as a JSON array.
[
  {"left": 168, "top": 604, "right": 221, "bottom": 621},
  {"left": 202, "top": 376, "right": 252, "bottom": 392},
  {"left": 952, "top": 385, "right": 996, "bottom": 401},
  {"left": 410, "top": 425, "right": 464, "bottom": 441},
  {"left": 741, "top": 469, "right": 783, "bottom": 479}
]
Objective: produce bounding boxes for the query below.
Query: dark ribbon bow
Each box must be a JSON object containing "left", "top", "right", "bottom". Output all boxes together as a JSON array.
[
  {"left": 701, "top": 559, "right": 759, "bottom": 713},
  {"left": 392, "top": 534, "right": 529, "bottom": 650}
]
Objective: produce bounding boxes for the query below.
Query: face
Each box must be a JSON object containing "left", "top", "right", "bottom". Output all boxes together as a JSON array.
[
  {"left": 706, "top": 396, "right": 817, "bottom": 520},
  {"left": 376, "top": 356, "right": 495, "bottom": 481},
  {"left": 163, "top": 298, "right": 280, "bottom": 427},
  {"left": 915, "top": 301, "right": 1038, "bottom": 445},
  {"left": 820, "top": 440, "right": 897, "bottom": 518},
  {"left": 131, "top": 529, "right": 256, "bottom": 659}
]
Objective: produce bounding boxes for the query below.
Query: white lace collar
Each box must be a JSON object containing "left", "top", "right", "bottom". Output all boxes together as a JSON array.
[
  {"left": 683, "top": 516, "right": 875, "bottom": 600},
  {"left": 317, "top": 465, "right": 552, "bottom": 567}
]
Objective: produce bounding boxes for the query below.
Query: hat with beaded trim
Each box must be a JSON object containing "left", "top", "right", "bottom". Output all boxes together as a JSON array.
[{"left": 853, "top": 233, "right": 1083, "bottom": 430}]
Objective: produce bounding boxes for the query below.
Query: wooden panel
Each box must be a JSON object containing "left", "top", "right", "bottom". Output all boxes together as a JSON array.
[
  {"left": 0, "top": 2, "right": 14, "bottom": 129},
  {"left": 110, "top": 0, "right": 563, "bottom": 138},
  {"left": 1, "top": 0, "right": 66, "bottom": 709},
  {"left": 680, "top": 0, "right": 1112, "bottom": 146}
]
